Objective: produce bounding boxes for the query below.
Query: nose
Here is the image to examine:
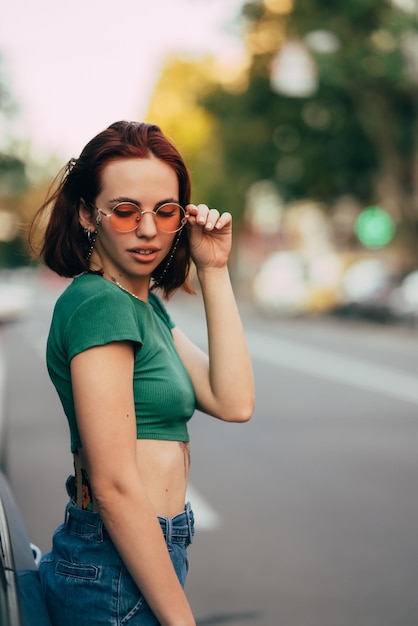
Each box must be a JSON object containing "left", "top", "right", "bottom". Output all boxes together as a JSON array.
[{"left": 136, "top": 211, "right": 157, "bottom": 237}]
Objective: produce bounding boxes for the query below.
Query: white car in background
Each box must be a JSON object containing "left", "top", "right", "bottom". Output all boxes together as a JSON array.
[
  {"left": 0, "top": 470, "right": 51, "bottom": 626},
  {"left": 389, "top": 270, "right": 418, "bottom": 324}
]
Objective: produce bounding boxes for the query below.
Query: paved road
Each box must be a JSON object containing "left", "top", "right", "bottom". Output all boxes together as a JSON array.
[{"left": 3, "top": 272, "right": 418, "bottom": 626}]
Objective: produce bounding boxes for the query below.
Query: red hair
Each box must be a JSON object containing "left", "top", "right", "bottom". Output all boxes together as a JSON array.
[{"left": 29, "top": 121, "right": 194, "bottom": 298}]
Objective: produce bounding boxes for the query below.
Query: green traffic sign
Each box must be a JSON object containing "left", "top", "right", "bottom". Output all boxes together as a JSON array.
[{"left": 354, "top": 206, "right": 395, "bottom": 249}]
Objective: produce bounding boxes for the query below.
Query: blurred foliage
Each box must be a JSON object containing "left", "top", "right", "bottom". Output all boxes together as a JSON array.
[
  {"left": 208, "top": 0, "right": 418, "bottom": 214},
  {"left": 0, "top": 52, "right": 31, "bottom": 267},
  {"left": 267, "top": 0, "right": 418, "bottom": 212},
  {"left": 146, "top": 58, "right": 227, "bottom": 210},
  {"left": 3, "top": 0, "right": 417, "bottom": 267},
  {"left": 148, "top": 0, "right": 418, "bottom": 257},
  {"left": 0, "top": 54, "right": 59, "bottom": 268},
  {"left": 147, "top": 55, "right": 259, "bottom": 219}
]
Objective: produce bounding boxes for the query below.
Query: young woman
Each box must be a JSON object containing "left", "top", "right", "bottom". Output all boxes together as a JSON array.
[{"left": 29, "top": 120, "right": 254, "bottom": 626}]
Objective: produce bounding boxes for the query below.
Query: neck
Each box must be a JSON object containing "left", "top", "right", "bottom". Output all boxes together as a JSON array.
[{"left": 106, "top": 274, "right": 149, "bottom": 302}]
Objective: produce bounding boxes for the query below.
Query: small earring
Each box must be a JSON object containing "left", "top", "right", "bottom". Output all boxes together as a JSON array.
[
  {"left": 96, "top": 212, "right": 102, "bottom": 226},
  {"left": 85, "top": 229, "right": 97, "bottom": 261}
]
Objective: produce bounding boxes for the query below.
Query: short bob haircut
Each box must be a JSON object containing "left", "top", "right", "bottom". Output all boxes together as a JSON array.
[{"left": 29, "top": 121, "right": 194, "bottom": 299}]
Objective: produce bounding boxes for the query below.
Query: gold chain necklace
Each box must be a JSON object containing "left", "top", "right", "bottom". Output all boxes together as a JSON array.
[{"left": 108, "top": 275, "right": 143, "bottom": 301}]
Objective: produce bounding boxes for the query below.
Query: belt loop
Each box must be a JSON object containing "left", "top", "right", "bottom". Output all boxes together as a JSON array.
[
  {"left": 165, "top": 516, "right": 173, "bottom": 550},
  {"left": 97, "top": 518, "right": 104, "bottom": 543},
  {"left": 186, "top": 502, "right": 194, "bottom": 545},
  {"left": 64, "top": 501, "right": 70, "bottom": 525}
]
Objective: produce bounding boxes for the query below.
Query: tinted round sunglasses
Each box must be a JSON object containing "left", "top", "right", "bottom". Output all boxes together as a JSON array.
[{"left": 94, "top": 201, "right": 189, "bottom": 234}]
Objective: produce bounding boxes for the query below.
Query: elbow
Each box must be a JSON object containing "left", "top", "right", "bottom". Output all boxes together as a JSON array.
[
  {"left": 91, "top": 480, "right": 122, "bottom": 512},
  {"left": 221, "top": 397, "right": 255, "bottom": 423},
  {"left": 90, "top": 474, "right": 140, "bottom": 513},
  {"left": 230, "top": 413, "right": 253, "bottom": 424},
  {"left": 233, "top": 406, "right": 254, "bottom": 423}
]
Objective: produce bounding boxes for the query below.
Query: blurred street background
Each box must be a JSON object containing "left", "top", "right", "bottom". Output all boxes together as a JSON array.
[{"left": 1, "top": 0, "right": 418, "bottom": 624}]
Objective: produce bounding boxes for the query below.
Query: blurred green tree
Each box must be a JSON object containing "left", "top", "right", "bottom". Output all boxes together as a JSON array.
[
  {"left": 146, "top": 57, "right": 227, "bottom": 212},
  {"left": 197, "top": 0, "right": 418, "bottom": 252},
  {"left": 0, "top": 52, "right": 30, "bottom": 267}
]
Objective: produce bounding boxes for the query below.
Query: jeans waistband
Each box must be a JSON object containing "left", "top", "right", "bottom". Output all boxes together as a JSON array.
[
  {"left": 65, "top": 475, "right": 194, "bottom": 547},
  {"left": 158, "top": 502, "right": 194, "bottom": 548}
]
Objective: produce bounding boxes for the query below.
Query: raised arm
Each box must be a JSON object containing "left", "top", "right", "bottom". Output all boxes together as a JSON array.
[
  {"left": 173, "top": 203, "right": 255, "bottom": 422},
  {"left": 71, "top": 342, "right": 195, "bottom": 626}
]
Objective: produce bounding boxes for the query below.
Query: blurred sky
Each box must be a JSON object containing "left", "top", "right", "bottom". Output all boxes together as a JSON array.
[{"left": 1, "top": 0, "right": 245, "bottom": 160}]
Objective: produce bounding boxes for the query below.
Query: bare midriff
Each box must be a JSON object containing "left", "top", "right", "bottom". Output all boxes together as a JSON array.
[{"left": 75, "top": 439, "right": 190, "bottom": 518}]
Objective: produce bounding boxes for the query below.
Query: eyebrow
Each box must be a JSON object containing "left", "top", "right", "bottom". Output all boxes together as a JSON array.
[
  {"left": 108, "top": 196, "right": 139, "bottom": 206},
  {"left": 108, "top": 196, "right": 180, "bottom": 208}
]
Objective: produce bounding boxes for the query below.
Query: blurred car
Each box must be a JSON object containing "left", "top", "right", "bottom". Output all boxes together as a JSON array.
[
  {"left": 0, "top": 469, "right": 52, "bottom": 626},
  {"left": 252, "top": 250, "right": 342, "bottom": 316},
  {"left": 388, "top": 269, "right": 418, "bottom": 324},
  {"left": 253, "top": 251, "right": 308, "bottom": 315},
  {"left": 336, "top": 258, "right": 397, "bottom": 321}
]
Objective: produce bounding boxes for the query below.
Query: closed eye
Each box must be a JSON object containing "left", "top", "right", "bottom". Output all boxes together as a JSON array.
[
  {"left": 112, "top": 203, "right": 139, "bottom": 218},
  {"left": 157, "top": 207, "right": 177, "bottom": 218}
]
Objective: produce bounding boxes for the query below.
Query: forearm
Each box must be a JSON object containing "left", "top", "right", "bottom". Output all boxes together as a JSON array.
[
  {"left": 96, "top": 483, "right": 195, "bottom": 626},
  {"left": 197, "top": 265, "right": 255, "bottom": 421}
]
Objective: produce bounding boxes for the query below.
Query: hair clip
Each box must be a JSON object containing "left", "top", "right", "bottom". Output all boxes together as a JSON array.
[{"left": 65, "top": 157, "right": 77, "bottom": 174}]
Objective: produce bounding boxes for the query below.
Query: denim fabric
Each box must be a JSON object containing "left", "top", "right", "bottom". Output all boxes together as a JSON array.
[{"left": 39, "top": 476, "right": 194, "bottom": 626}]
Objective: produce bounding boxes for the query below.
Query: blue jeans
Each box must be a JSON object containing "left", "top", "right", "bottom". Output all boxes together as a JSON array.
[{"left": 39, "top": 476, "right": 194, "bottom": 626}]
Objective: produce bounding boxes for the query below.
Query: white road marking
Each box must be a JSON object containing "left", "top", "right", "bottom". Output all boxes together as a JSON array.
[
  {"left": 186, "top": 483, "right": 221, "bottom": 530},
  {"left": 247, "top": 330, "right": 418, "bottom": 406}
]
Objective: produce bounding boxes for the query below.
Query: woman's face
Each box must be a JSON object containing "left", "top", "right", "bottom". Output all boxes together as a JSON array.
[{"left": 87, "top": 156, "right": 180, "bottom": 298}]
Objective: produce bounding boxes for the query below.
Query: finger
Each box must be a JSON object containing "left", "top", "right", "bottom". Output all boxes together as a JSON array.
[
  {"left": 185, "top": 203, "right": 198, "bottom": 215},
  {"left": 186, "top": 204, "right": 231, "bottom": 230},
  {"left": 204, "top": 209, "right": 221, "bottom": 231},
  {"left": 184, "top": 204, "right": 198, "bottom": 220},
  {"left": 184, "top": 203, "right": 206, "bottom": 226},
  {"left": 194, "top": 204, "right": 222, "bottom": 231},
  {"left": 194, "top": 203, "right": 210, "bottom": 226},
  {"left": 186, "top": 204, "right": 215, "bottom": 228},
  {"left": 215, "top": 211, "right": 232, "bottom": 230}
]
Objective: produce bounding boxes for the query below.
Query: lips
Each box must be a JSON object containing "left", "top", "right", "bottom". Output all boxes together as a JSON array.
[
  {"left": 127, "top": 246, "right": 160, "bottom": 262},
  {"left": 134, "top": 245, "right": 154, "bottom": 255}
]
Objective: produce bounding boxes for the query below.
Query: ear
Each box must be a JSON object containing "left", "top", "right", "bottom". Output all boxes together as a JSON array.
[{"left": 79, "top": 199, "right": 94, "bottom": 230}]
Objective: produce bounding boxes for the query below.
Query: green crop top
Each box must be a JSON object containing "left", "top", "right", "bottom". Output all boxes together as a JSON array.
[{"left": 46, "top": 273, "right": 196, "bottom": 452}]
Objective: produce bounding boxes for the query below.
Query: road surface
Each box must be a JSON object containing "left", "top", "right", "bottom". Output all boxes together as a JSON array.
[{"left": 3, "top": 271, "right": 418, "bottom": 626}]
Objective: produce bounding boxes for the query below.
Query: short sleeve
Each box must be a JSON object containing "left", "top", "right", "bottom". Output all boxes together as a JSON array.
[{"left": 64, "top": 289, "right": 143, "bottom": 361}]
